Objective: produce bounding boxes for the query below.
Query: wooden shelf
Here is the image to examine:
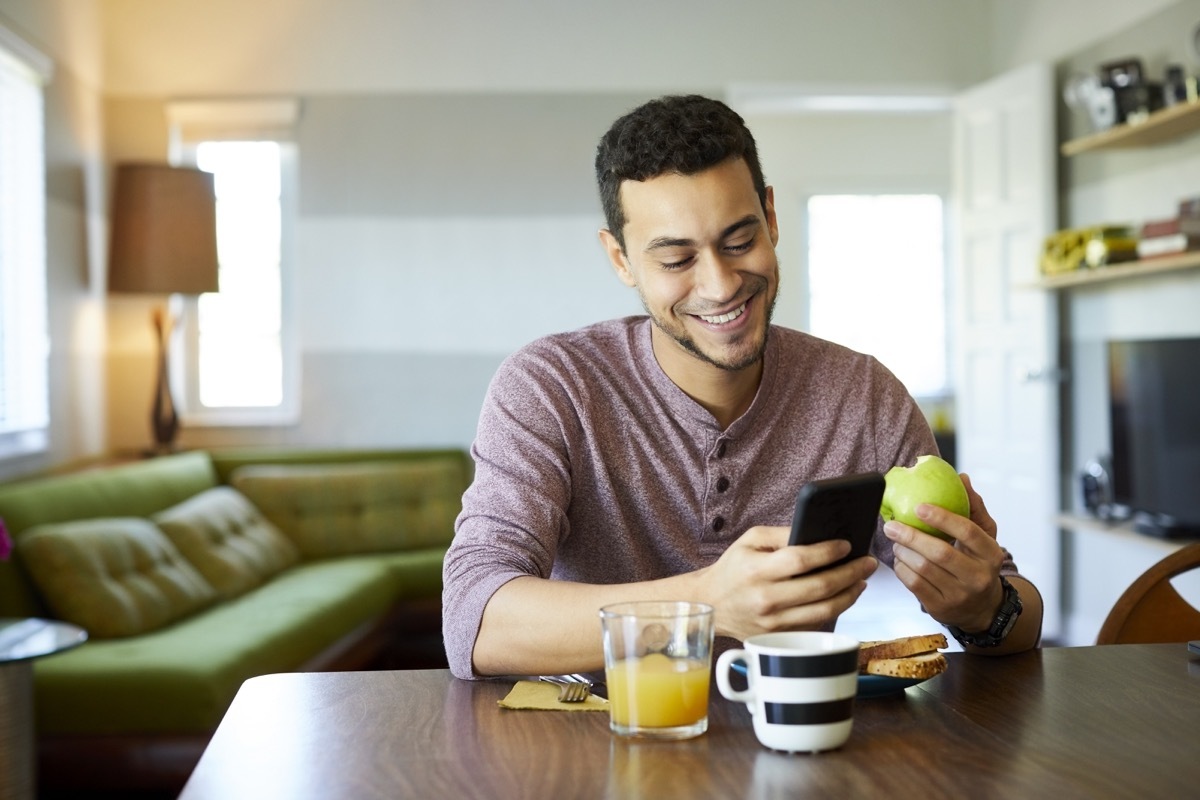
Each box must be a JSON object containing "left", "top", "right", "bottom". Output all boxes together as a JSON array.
[
  {"left": 1031, "top": 249, "right": 1200, "bottom": 290},
  {"left": 1061, "top": 100, "right": 1200, "bottom": 156},
  {"left": 1056, "top": 513, "right": 1190, "bottom": 554}
]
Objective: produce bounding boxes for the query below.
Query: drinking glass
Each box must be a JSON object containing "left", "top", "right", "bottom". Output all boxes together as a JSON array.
[{"left": 599, "top": 601, "right": 714, "bottom": 740}]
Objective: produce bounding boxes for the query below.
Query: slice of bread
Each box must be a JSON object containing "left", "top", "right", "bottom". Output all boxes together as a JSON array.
[
  {"left": 857, "top": 633, "right": 948, "bottom": 671},
  {"left": 863, "top": 651, "right": 947, "bottom": 680}
]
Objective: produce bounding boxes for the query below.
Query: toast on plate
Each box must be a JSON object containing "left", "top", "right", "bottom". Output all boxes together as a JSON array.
[
  {"left": 857, "top": 633, "right": 948, "bottom": 680},
  {"left": 857, "top": 632, "right": 947, "bottom": 671},
  {"left": 862, "top": 651, "right": 948, "bottom": 679}
]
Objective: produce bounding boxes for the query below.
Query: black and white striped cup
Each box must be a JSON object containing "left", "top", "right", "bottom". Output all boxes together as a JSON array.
[{"left": 716, "top": 631, "right": 859, "bottom": 753}]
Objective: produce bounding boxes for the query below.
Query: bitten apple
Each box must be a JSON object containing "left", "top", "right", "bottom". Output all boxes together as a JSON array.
[{"left": 880, "top": 455, "right": 969, "bottom": 542}]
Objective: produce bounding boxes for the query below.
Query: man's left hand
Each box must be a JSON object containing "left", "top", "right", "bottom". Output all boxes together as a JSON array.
[{"left": 882, "top": 473, "right": 1006, "bottom": 633}]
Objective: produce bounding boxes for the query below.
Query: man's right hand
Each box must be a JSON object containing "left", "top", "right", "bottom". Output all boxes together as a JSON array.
[
  {"left": 695, "top": 524, "right": 877, "bottom": 642},
  {"left": 470, "top": 525, "right": 875, "bottom": 677}
]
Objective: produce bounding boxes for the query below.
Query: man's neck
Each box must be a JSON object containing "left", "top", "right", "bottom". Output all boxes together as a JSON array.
[{"left": 650, "top": 328, "right": 764, "bottom": 430}]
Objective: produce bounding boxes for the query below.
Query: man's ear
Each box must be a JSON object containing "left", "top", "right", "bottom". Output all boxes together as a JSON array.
[
  {"left": 764, "top": 186, "right": 780, "bottom": 247},
  {"left": 599, "top": 229, "right": 638, "bottom": 287}
]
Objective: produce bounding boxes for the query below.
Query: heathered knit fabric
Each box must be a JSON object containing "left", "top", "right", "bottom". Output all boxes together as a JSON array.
[{"left": 443, "top": 317, "right": 1014, "bottom": 679}]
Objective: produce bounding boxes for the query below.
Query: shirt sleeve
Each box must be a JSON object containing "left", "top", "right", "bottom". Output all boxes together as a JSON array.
[{"left": 441, "top": 348, "right": 576, "bottom": 679}]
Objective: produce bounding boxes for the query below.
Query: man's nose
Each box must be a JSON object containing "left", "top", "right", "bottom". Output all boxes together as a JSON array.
[{"left": 694, "top": 252, "right": 742, "bottom": 302}]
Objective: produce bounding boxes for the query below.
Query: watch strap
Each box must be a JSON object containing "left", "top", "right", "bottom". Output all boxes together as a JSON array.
[{"left": 947, "top": 576, "right": 1023, "bottom": 648}]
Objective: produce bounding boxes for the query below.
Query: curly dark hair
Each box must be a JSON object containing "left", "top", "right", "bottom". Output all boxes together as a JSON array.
[{"left": 595, "top": 94, "right": 768, "bottom": 252}]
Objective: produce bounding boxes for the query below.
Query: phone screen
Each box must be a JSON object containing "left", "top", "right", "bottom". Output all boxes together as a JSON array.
[{"left": 787, "top": 472, "right": 885, "bottom": 572}]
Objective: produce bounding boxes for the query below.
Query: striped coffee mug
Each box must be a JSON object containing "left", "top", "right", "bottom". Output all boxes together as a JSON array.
[{"left": 716, "top": 631, "right": 859, "bottom": 753}]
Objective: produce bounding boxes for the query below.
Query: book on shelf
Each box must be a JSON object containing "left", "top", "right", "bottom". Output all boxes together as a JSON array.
[
  {"left": 1139, "top": 216, "right": 1200, "bottom": 237},
  {"left": 1136, "top": 232, "right": 1200, "bottom": 259},
  {"left": 1135, "top": 212, "right": 1200, "bottom": 258}
]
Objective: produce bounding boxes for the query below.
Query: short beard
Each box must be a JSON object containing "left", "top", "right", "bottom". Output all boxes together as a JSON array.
[{"left": 640, "top": 274, "right": 777, "bottom": 373}]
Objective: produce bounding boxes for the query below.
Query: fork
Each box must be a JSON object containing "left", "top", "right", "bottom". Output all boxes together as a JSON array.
[{"left": 540, "top": 674, "right": 592, "bottom": 703}]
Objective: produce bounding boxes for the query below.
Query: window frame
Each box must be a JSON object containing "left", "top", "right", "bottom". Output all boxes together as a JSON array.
[
  {"left": 0, "top": 24, "right": 52, "bottom": 461},
  {"left": 166, "top": 100, "right": 301, "bottom": 428},
  {"left": 798, "top": 182, "right": 954, "bottom": 403}
]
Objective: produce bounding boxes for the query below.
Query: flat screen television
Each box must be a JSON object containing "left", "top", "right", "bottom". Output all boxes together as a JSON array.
[{"left": 1107, "top": 336, "right": 1200, "bottom": 538}]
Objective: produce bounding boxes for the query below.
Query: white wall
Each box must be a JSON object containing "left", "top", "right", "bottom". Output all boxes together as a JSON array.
[
  {"left": 99, "top": 0, "right": 992, "bottom": 95},
  {"left": 988, "top": 0, "right": 1181, "bottom": 74}
]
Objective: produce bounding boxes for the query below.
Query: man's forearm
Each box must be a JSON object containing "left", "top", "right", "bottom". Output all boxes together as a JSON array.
[{"left": 471, "top": 572, "right": 704, "bottom": 676}]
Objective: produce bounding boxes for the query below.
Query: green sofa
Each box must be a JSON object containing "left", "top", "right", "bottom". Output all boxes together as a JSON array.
[{"left": 0, "top": 447, "right": 470, "bottom": 792}]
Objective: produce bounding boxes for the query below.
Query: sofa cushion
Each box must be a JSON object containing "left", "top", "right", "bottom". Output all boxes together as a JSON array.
[
  {"left": 32, "top": 556, "right": 397, "bottom": 735},
  {"left": 16, "top": 517, "right": 217, "bottom": 638},
  {"left": 0, "top": 450, "right": 220, "bottom": 619},
  {"left": 230, "top": 461, "right": 461, "bottom": 558},
  {"left": 153, "top": 486, "right": 300, "bottom": 600}
]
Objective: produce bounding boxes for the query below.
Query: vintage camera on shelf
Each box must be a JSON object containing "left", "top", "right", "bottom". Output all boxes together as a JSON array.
[
  {"left": 1064, "top": 57, "right": 1171, "bottom": 133},
  {"left": 1099, "top": 58, "right": 1163, "bottom": 125}
]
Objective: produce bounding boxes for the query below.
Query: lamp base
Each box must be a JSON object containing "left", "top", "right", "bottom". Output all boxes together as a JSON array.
[{"left": 150, "top": 307, "right": 180, "bottom": 453}]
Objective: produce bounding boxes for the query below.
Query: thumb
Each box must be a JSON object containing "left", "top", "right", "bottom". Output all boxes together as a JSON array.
[{"left": 738, "top": 524, "right": 791, "bottom": 552}]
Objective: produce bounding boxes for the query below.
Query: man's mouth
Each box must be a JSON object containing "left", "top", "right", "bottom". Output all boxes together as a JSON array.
[{"left": 696, "top": 301, "right": 748, "bottom": 325}]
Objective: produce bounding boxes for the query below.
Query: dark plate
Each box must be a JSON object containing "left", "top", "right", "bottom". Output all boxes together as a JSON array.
[
  {"left": 855, "top": 674, "right": 926, "bottom": 697},
  {"left": 729, "top": 660, "right": 927, "bottom": 697}
]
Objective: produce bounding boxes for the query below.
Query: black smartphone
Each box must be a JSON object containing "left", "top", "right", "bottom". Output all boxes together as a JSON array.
[{"left": 787, "top": 472, "right": 886, "bottom": 573}]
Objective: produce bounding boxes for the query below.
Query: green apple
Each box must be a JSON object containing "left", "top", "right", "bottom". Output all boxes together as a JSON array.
[{"left": 880, "top": 455, "right": 969, "bottom": 542}]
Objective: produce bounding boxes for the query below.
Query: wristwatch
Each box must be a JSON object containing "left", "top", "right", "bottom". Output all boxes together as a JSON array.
[{"left": 947, "top": 576, "right": 1023, "bottom": 648}]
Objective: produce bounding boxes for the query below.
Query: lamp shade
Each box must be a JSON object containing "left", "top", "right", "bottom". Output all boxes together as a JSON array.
[{"left": 107, "top": 163, "right": 220, "bottom": 295}]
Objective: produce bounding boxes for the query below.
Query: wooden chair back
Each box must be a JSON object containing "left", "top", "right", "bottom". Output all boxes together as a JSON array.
[{"left": 1096, "top": 541, "right": 1200, "bottom": 644}]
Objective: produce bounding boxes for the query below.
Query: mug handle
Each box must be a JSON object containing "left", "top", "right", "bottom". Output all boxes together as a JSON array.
[{"left": 715, "top": 649, "right": 754, "bottom": 708}]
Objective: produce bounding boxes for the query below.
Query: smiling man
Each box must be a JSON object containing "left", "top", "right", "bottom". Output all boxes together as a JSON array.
[{"left": 442, "top": 95, "right": 1042, "bottom": 680}]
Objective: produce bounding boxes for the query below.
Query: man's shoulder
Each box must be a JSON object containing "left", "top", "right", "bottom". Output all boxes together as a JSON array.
[
  {"left": 517, "top": 316, "right": 647, "bottom": 361},
  {"left": 769, "top": 325, "right": 879, "bottom": 369},
  {"left": 768, "top": 326, "right": 908, "bottom": 399},
  {"left": 494, "top": 316, "right": 648, "bottom": 384}
]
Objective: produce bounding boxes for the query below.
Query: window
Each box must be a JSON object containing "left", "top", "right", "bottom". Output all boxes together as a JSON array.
[
  {"left": 805, "top": 194, "right": 948, "bottom": 398},
  {"left": 0, "top": 28, "right": 51, "bottom": 459},
  {"left": 193, "top": 141, "right": 284, "bottom": 408},
  {"left": 167, "top": 101, "right": 299, "bottom": 425}
]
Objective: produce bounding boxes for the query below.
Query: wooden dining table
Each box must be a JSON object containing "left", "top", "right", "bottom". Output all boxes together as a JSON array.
[{"left": 180, "top": 643, "right": 1200, "bottom": 799}]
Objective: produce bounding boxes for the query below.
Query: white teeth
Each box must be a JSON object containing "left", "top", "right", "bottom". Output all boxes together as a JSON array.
[{"left": 699, "top": 302, "right": 747, "bottom": 325}]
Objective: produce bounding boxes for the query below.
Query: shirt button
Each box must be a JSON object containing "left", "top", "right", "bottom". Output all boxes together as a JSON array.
[
  {"left": 717, "top": 441, "right": 727, "bottom": 458},
  {"left": 716, "top": 476, "right": 730, "bottom": 493},
  {"left": 712, "top": 516, "right": 725, "bottom": 532}
]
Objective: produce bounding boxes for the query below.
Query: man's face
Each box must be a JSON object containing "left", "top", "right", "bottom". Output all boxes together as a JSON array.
[{"left": 600, "top": 158, "right": 780, "bottom": 377}]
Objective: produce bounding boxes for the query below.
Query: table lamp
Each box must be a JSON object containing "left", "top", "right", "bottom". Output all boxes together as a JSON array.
[{"left": 107, "top": 163, "right": 219, "bottom": 454}]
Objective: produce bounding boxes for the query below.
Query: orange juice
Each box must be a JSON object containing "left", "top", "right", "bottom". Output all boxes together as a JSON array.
[{"left": 606, "top": 653, "right": 710, "bottom": 728}]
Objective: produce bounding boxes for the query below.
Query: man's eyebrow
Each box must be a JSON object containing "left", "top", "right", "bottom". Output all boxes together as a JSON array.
[{"left": 643, "top": 215, "right": 761, "bottom": 253}]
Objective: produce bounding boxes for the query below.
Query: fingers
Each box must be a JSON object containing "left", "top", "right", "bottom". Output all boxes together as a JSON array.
[
  {"left": 899, "top": 501, "right": 1000, "bottom": 564},
  {"left": 885, "top": 513, "right": 1005, "bottom": 624},
  {"left": 747, "top": 566, "right": 874, "bottom": 633},
  {"left": 737, "top": 524, "right": 857, "bottom": 578},
  {"left": 713, "top": 526, "right": 877, "bottom": 639},
  {"left": 960, "top": 473, "right": 998, "bottom": 538}
]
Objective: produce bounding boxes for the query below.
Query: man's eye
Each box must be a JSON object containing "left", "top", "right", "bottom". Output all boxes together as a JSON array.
[
  {"left": 727, "top": 237, "right": 754, "bottom": 254},
  {"left": 660, "top": 256, "right": 692, "bottom": 270}
]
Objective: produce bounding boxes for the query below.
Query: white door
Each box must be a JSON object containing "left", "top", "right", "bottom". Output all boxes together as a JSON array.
[{"left": 953, "top": 63, "right": 1061, "bottom": 640}]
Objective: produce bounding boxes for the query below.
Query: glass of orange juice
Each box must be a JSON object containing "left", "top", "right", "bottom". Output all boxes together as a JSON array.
[{"left": 599, "top": 601, "right": 714, "bottom": 740}]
